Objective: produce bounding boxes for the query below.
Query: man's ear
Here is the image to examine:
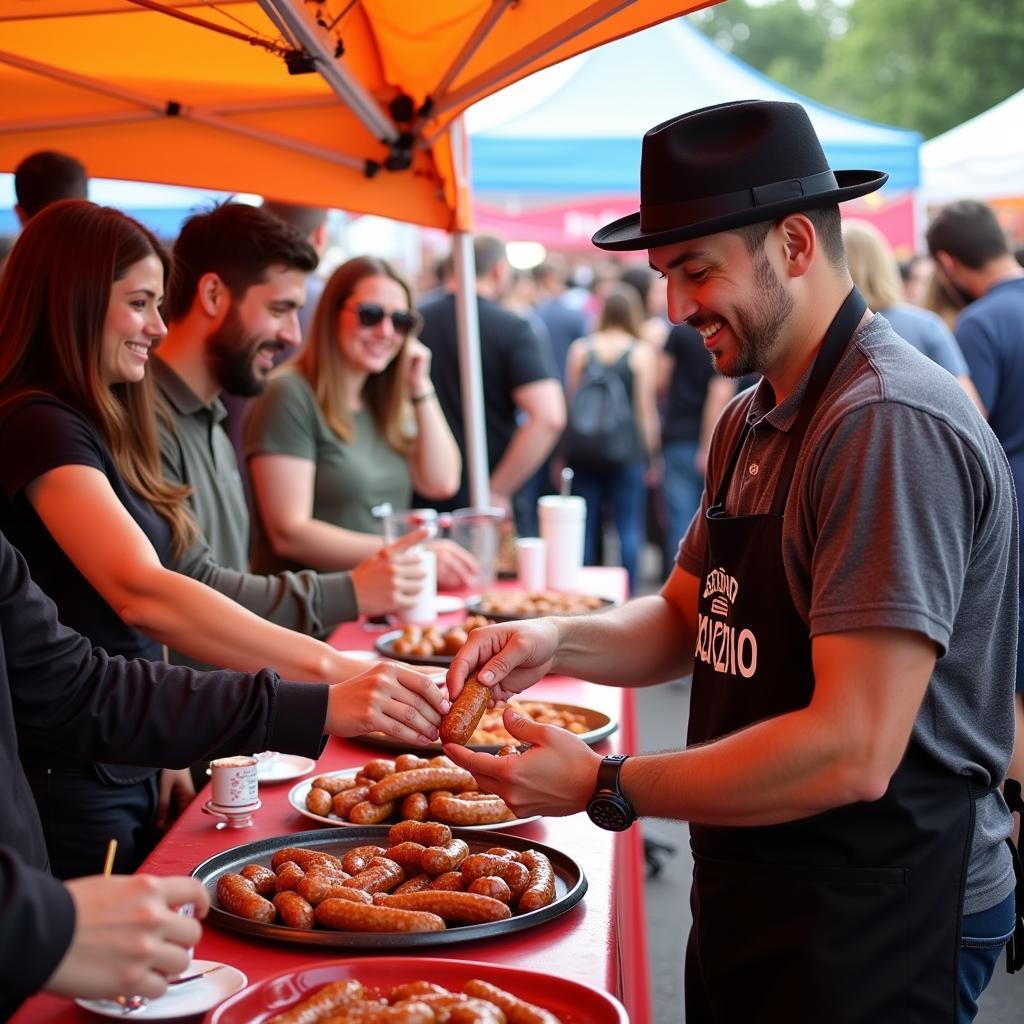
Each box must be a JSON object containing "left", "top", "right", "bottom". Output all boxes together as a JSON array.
[
  {"left": 197, "top": 272, "right": 225, "bottom": 318},
  {"left": 933, "top": 250, "right": 958, "bottom": 278},
  {"left": 777, "top": 214, "right": 815, "bottom": 278}
]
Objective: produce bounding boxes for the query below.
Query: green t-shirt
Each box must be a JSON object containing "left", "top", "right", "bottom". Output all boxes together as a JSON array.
[{"left": 244, "top": 371, "right": 411, "bottom": 574}]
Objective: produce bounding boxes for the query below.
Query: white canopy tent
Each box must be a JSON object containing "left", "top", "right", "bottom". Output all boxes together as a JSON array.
[{"left": 921, "top": 88, "right": 1024, "bottom": 205}]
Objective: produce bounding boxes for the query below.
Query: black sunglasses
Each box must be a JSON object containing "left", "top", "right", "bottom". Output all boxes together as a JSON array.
[{"left": 347, "top": 302, "right": 421, "bottom": 336}]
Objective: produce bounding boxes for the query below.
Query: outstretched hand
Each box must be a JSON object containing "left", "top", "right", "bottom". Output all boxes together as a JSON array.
[
  {"left": 351, "top": 527, "right": 430, "bottom": 617},
  {"left": 47, "top": 874, "right": 207, "bottom": 1000},
  {"left": 327, "top": 661, "right": 449, "bottom": 746},
  {"left": 443, "top": 706, "right": 601, "bottom": 818},
  {"left": 446, "top": 618, "right": 560, "bottom": 704}
]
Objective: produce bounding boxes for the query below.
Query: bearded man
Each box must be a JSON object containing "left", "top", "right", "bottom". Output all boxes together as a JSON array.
[{"left": 153, "top": 202, "right": 429, "bottom": 672}]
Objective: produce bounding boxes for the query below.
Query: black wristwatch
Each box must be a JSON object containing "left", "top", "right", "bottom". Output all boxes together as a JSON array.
[{"left": 586, "top": 754, "right": 637, "bottom": 831}]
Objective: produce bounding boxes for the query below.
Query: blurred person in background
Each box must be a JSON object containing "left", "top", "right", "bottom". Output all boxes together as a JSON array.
[
  {"left": 563, "top": 284, "right": 660, "bottom": 591},
  {"left": 843, "top": 219, "right": 982, "bottom": 409},
  {"left": 533, "top": 257, "right": 587, "bottom": 384},
  {"left": 416, "top": 235, "right": 565, "bottom": 533},
  {"left": 0, "top": 203, "right": 446, "bottom": 878},
  {"left": 13, "top": 150, "right": 87, "bottom": 226},
  {"left": 928, "top": 199, "right": 1024, "bottom": 841},
  {"left": 245, "top": 255, "right": 474, "bottom": 587},
  {"left": 154, "top": 203, "right": 434, "bottom": 675}
]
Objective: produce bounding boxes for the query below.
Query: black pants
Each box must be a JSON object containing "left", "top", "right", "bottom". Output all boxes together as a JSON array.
[{"left": 27, "top": 765, "right": 159, "bottom": 878}]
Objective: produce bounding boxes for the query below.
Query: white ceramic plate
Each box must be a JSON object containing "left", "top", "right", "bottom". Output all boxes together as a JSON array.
[
  {"left": 254, "top": 751, "right": 317, "bottom": 783},
  {"left": 434, "top": 593, "right": 467, "bottom": 614},
  {"left": 75, "top": 960, "right": 247, "bottom": 1019},
  {"left": 288, "top": 769, "right": 539, "bottom": 831}
]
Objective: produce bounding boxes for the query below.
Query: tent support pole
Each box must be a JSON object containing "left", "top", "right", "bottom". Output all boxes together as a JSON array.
[
  {"left": 452, "top": 231, "right": 489, "bottom": 510},
  {"left": 258, "top": 0, "right": 399, "bottom": 145}
]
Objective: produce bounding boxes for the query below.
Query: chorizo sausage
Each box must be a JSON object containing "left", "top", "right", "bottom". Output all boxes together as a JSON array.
[
  {"left": 459, "top": 854, "right": 529, "bottom": 898},
  {"left": 393, "top": 872, "right": 434, "bottom": 895},
  {"left": 394, "top": 753, "right": 431, "bottom": 773},
  {"left": 310, "top": 775, "right": 359, "bottom": 796},
  {"left": 388, "top": 820, "right": 451, "bottom": 847},
  {"left": 517, "top": 850, "right": 556, "bottom": 912},
  {"left": 375, "top": 890, "right": 512, "bottom": 925},
  {"left": 305, "top": 787, "right": 333, "bottom": 817},
  {"left": 333, "top": 785, "right": 371, "bottom": 818},
  {"left": 215, "top": 873, "right": 275, "bottom": 923},
  {"left": 429, "top": 792, "right": 514, "bottom": 826},
  {"left": 439, "top": 675, "right": 491, "bottom": 745},
  {"left": 420, "top": 838, "right": 470, "bottom": 875},
  {"left": 239, "top": 863, "right": 277, "bottom": 897},
  {"left": 400, "top": 792, "right": 429, "bottom": 821},
  {"left": 342, "top": 856, "right": 405, "bottom": 894},
  {"left": 369, "top": 766, "right": 475, "bottom": 804},
  {"left": 342, "top": 845, "right": 387, "bottom": 875},
  {"left": 271, "top": 847, "right": 343, "bottom": 872},
  {"left": 272, "top": 890, "right": 315, "bottom": 929},
  {"left": 314, "top": 897, "right": 445, "bottom": 933},
  {"left": 462, "top": 979, "right": 561, "bottom": 1024},
  {"left": 467, "top": 876, "right": 512, "bottom": 903},
  {"left": 361, "top": 758, "right": 397, "bottom": 780},
  {"left": 427, "top": 870, "right": 465, "bottom": 892},
  {"left": 274, "top": 861, "right": 305, "bottom": 893},
  {"left": 385, "top": 842, "right": 427, "bottom": 874},
  {"left": 348, "top": 799, "right": 396, "bottom": 824},
  {"left": 264, "top": 979, "right": 364, "bottom": 1024}
]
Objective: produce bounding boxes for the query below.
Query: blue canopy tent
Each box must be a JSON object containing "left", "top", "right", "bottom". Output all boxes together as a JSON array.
[{"left": 468, "top": 18, "right": 920, "bottom": 201}]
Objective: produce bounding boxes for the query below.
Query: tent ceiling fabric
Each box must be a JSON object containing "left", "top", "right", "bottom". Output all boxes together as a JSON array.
[{"left": 0, "top": 0, "right": 717, "bottom": 228}]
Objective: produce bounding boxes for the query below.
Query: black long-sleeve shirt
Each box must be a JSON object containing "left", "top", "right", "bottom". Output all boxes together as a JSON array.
[{"left": 0, "top": 531, "right": 329, "bottom": 1016}]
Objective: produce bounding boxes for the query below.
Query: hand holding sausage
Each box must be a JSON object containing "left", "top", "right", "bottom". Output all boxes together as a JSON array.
[
  {"left": 326, "top": 661, "right": 450, "bottom": 747},
  {"left": 45, "top": 874, "right": 207, "bottom": 1001},
  {"left": 446, "top": 619, "right": 561, "bottom": 705},
  {"left": 443, "top": 706, "right": 603, "bottom": 819}
]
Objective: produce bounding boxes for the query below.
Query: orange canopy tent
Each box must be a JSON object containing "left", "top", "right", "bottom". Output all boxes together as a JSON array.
[{"left": 0, "top": 0, "right": 718, "bottom": 507}]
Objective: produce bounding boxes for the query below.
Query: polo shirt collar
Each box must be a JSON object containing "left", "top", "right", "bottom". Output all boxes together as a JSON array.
[{"left": 151, "top": 354, "right": 227, "bottom": 424}]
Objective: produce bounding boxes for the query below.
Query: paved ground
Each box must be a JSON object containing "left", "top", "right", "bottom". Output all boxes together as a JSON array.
[{"left": 633, "top": 676, "right": 1021, "bottom": 1022}]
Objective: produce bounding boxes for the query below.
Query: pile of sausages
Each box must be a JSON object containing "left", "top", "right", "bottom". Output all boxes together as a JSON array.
[
  {"left": 476, "top": 590, "right": 608, "bottom": 618},
  {"left": 388, "top": 615, "right": 493, "bottom": 659},
  {"left": 304, "top": 755, "right": 516, "bottom": 827},
  {"left": 266, "top": 976, "right": 562, "bottom": 1024},
  {"left": 215, "top": 820, "right": 557, "bottom": 934}
]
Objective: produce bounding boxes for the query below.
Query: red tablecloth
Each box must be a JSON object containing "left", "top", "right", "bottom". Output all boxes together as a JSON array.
[{"left": 15, "top": 568, "right": 651, "bottom": 1023}]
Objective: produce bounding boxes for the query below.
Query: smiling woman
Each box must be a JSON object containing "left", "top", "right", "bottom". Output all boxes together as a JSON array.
[{"left": 0, "top": 203, "right": 450, "bottom": 880}]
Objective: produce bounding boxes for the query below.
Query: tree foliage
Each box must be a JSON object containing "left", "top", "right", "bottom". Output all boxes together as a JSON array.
[{"left": 692, "top": 0, "right": 1024, "bottom": 138}]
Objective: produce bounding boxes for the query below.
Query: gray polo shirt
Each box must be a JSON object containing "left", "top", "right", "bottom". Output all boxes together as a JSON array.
[
  {"left": 152, "top": 356, "right": 357, "bottom": 663},
  {"left": 679, "top": 314, "right": 1018, "bottom": 915}
]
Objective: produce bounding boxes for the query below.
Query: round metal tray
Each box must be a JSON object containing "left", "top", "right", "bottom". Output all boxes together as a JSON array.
[
  {"left": 465, "top": 593, "right": 617, "bottom": 622},
  {"left": 192, "top": 825, "right": 586, "bottom": 950},
  {"left": 374, "top": 628, "right": 454, "bottom": 668}
]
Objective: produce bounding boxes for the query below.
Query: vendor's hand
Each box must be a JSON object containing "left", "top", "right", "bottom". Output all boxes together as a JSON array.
[
  {"left": 156, "top": 768, "right": 196, "bottom": 830},
  {"left": 447, "top": 618, "right": 560, "bottom": 703},
  {"left": 405, "top": 337, "right": 433, "bottom": 396},
  {"left": 351, "top": 528, "right": 430, "bottom": 618},
  {"left": 326, "top": 661, "right": 449, "bottom": 746},
  {"left": 429, "top": 537, "right": 478, "bottom": 590},
  {"left": 46, "top": 874, "right": 208, "bottom": 1000},
  {"left": 444, "top": 706, "right": 602, "bottom": 818}
]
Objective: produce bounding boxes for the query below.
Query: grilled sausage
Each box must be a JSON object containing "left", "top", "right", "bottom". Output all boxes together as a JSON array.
[
  {"left": 216, "top": 873, "right": 275, "bottom": 923},
  {"left": 517, "top": 850, "right": 556, "bottom": 912},
  {"left": 375, "top": 890, "right": 512, "bottom": 925},
  {"left": 239, "top": 863, "right": 277, "bottom": 897},
  {"left": 439, "top": 675, "right": 491, "bottom": 745},
  {"left": 264, "top": 979, "right": 363, "bottom": 1024},
  {"left": 462, "top": 979, "right": 561, "bottom": 1024},
  {"left": 314, "top": 897, "right": 445, "bottom": 933},
  {"left": 272, "top": 890, "right": 315, "bottom": 929}
]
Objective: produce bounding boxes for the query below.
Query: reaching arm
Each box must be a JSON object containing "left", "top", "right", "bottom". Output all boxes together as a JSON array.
[
  {"left": 488, "top": 378, "right": 566, "bottom": 508},
  {"left": 404, "top": 337, "right": 462, "bottom": 499},
  {"left": 248, "top": 453, "right": 384, "bottom": 570}
]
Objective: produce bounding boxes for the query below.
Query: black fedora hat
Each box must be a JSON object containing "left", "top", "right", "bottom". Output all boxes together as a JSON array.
[{"left": 592, "top": 99, "right": 888, "bottom": 251}]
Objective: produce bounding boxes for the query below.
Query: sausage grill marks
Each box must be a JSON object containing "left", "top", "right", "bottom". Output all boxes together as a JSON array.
[{"left": 215, "top": 820, "right": 557, "bottom": 933}]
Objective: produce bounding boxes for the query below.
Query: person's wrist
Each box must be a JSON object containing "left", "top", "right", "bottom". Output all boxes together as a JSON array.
[{"left": 411, "top": 389, "right": 436, "bottom": 404}]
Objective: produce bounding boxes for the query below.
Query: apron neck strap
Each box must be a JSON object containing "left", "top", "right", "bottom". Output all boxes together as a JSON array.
[{"left": 768, "top": 286, "right": 867, "bottom": 515}]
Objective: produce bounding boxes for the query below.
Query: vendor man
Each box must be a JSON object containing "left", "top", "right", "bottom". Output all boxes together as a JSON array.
[{"left": 444, "top": 100, "right": 1022, "bottom": 1024}]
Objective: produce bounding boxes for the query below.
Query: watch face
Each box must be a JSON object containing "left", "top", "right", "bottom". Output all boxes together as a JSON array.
[{"left": 587, "top": 794, "right": 633, "bottom": 832}]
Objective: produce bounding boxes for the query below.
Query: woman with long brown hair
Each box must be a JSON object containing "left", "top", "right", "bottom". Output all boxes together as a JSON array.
[
  {"left": 245, "top": 255, "right": 473, "bottom": 586},
  {"left": 0, "top": 203, "right": 447, "bottom": 878}
]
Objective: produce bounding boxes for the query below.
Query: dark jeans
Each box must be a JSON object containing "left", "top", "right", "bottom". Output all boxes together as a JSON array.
[
  {"left": 573, "top": 462, "right": 646, "bottom": 592},
  {"left": 27, "top": 765, "right": 159, "bottom": 878},
  {"left": 662, "top": 439, "right": 703, "bottom": 568},
  {"left": 959, "top": 889, "right": 1016, "bottom": 1023}
]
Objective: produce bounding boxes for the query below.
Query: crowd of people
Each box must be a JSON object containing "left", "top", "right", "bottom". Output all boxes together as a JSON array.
[{"left": 1, "top": 95, "right": 1022, "bottom": 1024}]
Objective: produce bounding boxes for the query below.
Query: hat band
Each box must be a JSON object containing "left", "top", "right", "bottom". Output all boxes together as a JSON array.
[{"left": 639, "top": 169, "right": 840, "bottom": 232}]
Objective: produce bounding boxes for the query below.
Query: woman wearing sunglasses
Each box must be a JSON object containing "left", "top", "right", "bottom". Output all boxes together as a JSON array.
[
  {"left": 245, "top": 256, "right": 474, "bottom": 588},
  {"left": 0, "top": 207, "right": 449, "bottom": 879}
]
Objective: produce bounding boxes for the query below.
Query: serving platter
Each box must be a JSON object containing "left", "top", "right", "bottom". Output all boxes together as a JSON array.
[
  {"left": 465, "top": 592, "right": 617, "bottom": 622},
  {"left": 374, "top": 628, "right": 453, "bottom": 668},
  {"left": 287, "top": 769, "right": 539, "bottom": 830},
  {"left": 208, "top": 956, "right": 627, "bottom": 1024},
  {"left": 358, "top": 699, "right": 617, "bottom": 754},
  {"left": 192, "top": 826, "right": 586, "bottom": 950}
]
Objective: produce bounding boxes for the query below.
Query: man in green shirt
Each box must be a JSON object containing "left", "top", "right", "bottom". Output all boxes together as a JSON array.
[{"left": 154, "top": 203, "right": 427, "bottom": 670}]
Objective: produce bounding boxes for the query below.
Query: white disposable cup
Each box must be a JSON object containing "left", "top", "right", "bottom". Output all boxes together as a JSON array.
[
  {"left": 209, "top": 755, "right": 259, "bottom": 808},
  {"left": 538, "top": 495, "right": 586, "bottom": 592},
  {"left": 396, "top": 547, "right": 437, "bottom": 625},
  {"left": 516, "top": 537, "right": 547, "bottom": 592},
  {"left": 170, "top": 903, "right": 195, "bottom": 980}
]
